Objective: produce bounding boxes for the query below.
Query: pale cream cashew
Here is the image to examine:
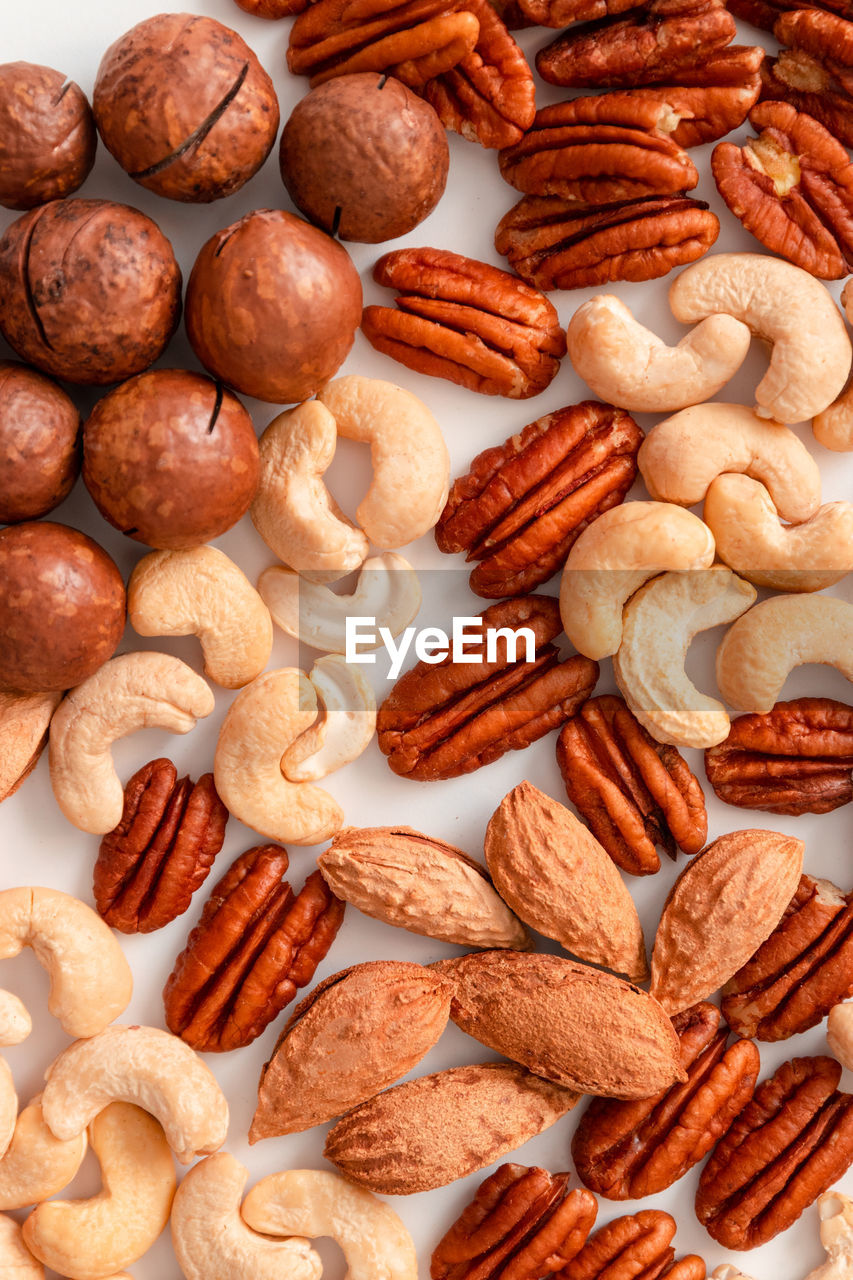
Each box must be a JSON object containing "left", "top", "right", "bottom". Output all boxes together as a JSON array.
[
  {"left": 22, "top": 1102, "right": 175, "bottom": 1280},
  {"left": 804, "top": 1192, "right": 853, "bottom": 1280},
  {"left": 318, "top": 375, "right": 450, "bottom": 549},
  {"left": 712, "top": 1269, "right": 756, "bottom": 1280},
  {"left": 613, "top": 566, "right": 757, "bottom": 748},
  {"left": 669, "top": 252, "right": 852, "bottom": 423},
  {"left": 128, "top": 546, "right": 273, "bottom": 689},
  {"left": 48, "top": 652, "right": 215, "bottom": 834},
  {"left": 282, "top": 657, "right": 376, "bottom": 783},
  {"left": 258, "top": 553, "right": 422, "bottom": 654},
  {"left": 0, "top": 887, "right": 131, "bottom": 1038},
  {"left": 171, "top": 1153, "right": 321, "bottom": 1280},
  {"left": 704, "top": 475, "right": 853, "bottom": 593},
  {"left": 0, "top": 1057, "right": 16, "bottom": 1161},
  {"left": 566, "top": 295, "right": 751, "bottom": 412},
  {"left": 0, "top": 991, "right": 31, "bottom": 1047},
  {"left": 0, "top": 1095, "right": 87, "bottom": 1211},
  {"left": 638, "top": 403, "right": 822, "bottom": 522},
  {"left": 0, "top": 1213, "right": 43, "bottom": 1279},
  {"left": 241, "top": 1169, "right": 417, "bottom": 1280},
  {"left": 716, "top": 595, "right": 853, "bottom": 714},
  {"left": 40, "top": 1025, "right": 229, "bottom": 1165},
  {"left": 813, "top": 277, "right": 853, "bottom": 452},
  {"left": 0, "top": 691, "right": 61, "bottom": 804},
  {"left": 828, "top": 1003, "right": 853, "bottom": 1072},
  {"left": 559, "top": 503, "right": 716, "bottom": 660}
]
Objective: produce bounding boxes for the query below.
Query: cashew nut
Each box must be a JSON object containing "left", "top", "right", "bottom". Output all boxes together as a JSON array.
[
  {"left": 804, "top": 1192, "right": 853, "bottom": 1280},
  {"left": 716, "top": 595, "right": 853, "bottom": 714},
  {"left": 559, "top": 503, "right": 716, "bottom": 660},
  {"left": 828, "top": 1003, "right": 853, "bottom": 1073},
  {"left": 0, "top": 887, "right": 131, "bottom": 1039},
  {"left": 241, "top": 1169, "right": 416, "bottom": 1280},
  {"left": 813, "top": 277, "right": 853, "bottom": 453},
  {"left": 613, "top": 566, "right": 758, "bottom": 748},
  {"left": 705, "top": 475, "right": 853, "bottom": 593},
  {"left": 669, "top": 252, "right": 852, "bottom": 423},
  {"left": 22, "top": 1102, "right": 175, "bottom": 1280},
  {"left": 0, "top": 1213, "right": 43, "bottom": 1279},
  {"left": 48, "top": 652, "right": 215, "bottom": 834},
  {"left": 281, "top": 657, "right": 376, "bottom": 783},
  {"left": 0, "top": 992, "right": 31, "bottom": 1047},
  {"left": 171, "top": 1153, "right": 321, "bottom": 1280},
  {"left": 40, "top": 1025, "right": 229, "bottom": 1165},
  {"left": 638, "top": 403, "right": 822, "bottom": 522},
  {"left": 0, "top": 1057, "right": 16, "bottom": 1161},
  {"left": 0, "top": 691, "right": 61, "bottom": 804},
  {"left": 566, "top": 295, "right": 751, "bottom": 412},
  {"left": 712, "top": 1269, "right": 756, "bottom": 1280},
  {"left": 128, "top": 547, "right": 273, "bottom": 689},
  {"left": 0, "top": 1095, "right": 87, "bottom": 1211},
  {"left": 258, "top": 553, "right": 421, "bottom": 654}
]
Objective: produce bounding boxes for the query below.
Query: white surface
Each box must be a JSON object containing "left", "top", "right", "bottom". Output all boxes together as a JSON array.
[{"left": 0, "top": 3, "right": 852, "bottom": 1278}]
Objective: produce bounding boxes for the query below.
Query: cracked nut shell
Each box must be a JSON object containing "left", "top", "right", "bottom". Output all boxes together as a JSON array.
[
  {"left": 0, "top": 62, "right": 96, "bottom": 210},
  {"left": 0, "top": 361, "right": 80, "bottom": 524}
]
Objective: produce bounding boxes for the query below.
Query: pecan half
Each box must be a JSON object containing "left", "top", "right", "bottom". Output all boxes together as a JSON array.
[
  {"left": 572, "top": 1002, "right": 759, "bottom": 1200},
  {"left": 431, "top": 1165, "right": 598, "bottom": 1280},
  {"left": 761, "top": 10, "right": 853, "bottom": 149},
  {"left": 557, "top": 695, "right": 707, "bottom": 876},
  {"left": 93, "top": 758, "right": 228, "bottom": 934},
  {"left": 376, "top": 595, "right": 599, "bottom": 780},
  {"left": 362, "top": 247, "right": 566, "bottom": 397},
  {"left": 495, "top": 194, "right": 719, "bottom": 290},
  {"left": 559, "top": 1210, "right": 705, "bottom": 1280},
  {"left": 163, "top": 844, "right": 345, "bottom": 1051},
  {"left": 518, "top": 0, "right": 638, "bottom": 25},
  {"left": 436, "top": 403, "right": 642, "bottom": 598},
  {"left": 625, "top": 47, "right": 764, "bottom": 147},
  {"left": 695, "top": 1056, "right": 853, "bottom": 1249},
  {"left": 705, "top": 697, "right": 853, "bottom": 816},
  {"left": 728, "top": 0, "right": 851, "bottom": 34}
]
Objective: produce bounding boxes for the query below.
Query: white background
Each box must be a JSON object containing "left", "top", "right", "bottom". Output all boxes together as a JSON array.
[{"left": 0, "top": 2, "right": 852, "bottom": 1277}]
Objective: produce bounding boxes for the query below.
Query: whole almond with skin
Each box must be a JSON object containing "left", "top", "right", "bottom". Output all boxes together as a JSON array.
[
  {"left": 249, "top": 961, "right": 453, "bottom": 1140},
  {"left": 484, "top": 781, "right": 648, "bottom": 981},
  {"left": 650, "top": 829, "right": 805, "bottom": 1015},
  {"left": 437, "top": 951, "right": 685, "bottom": 1097}
]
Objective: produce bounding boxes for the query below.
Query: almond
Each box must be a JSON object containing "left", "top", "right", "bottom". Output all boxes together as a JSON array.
[
  {"left": 650, "top": 828, "right": 805, "bottom": 1016},
  {"left": 484, "top": 781, "right": 648, "bottom": 982}
]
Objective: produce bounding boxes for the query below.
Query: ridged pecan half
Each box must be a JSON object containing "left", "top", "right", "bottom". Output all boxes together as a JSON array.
[
  {"left": 625, "top": 47, "right": 764, "bottom": 147},
  {"left": 362, "top": 247, "right": 566, "bottom": 397},
  {"left": 572, "top": 1002, "right": 759, "bottom": 1200},
  {"left": 705, "top": 698, "right": 853, "bottom": 816},
  {"left": 695, "top": 1056, "right": 853, "bottom": 1249},
  {"left": 495, "top": 194, "right": 718, "bottom": 290},
  {"left": 518, "top": 0, "right": 637, "bottom": 25},
  {"left": 163, "top": 844, "right": 345, "bottom": 1051},
  {"left": 728, "top": 0, "right": 851, "bottom": 34},
  {"left": 557, "top": 695, "right": 707, "bottom": 876},
  {"left": 559, "top": 1210, "right": 705, "bottom": 1280},
  {"left": 376, "top": 595, "right": 599, "bottom": 780},
  {"left": 431, "top": 1165, "right": 598, "bottom": 1280},
  {"left": 761, "top": 10, "right": 853, "bottom": 149},
  {"left": 93, "top": 758, "right": 228, "bottom": 934},
  {"left": 435, "top": 403, "right": 642, "bottom": 598}
]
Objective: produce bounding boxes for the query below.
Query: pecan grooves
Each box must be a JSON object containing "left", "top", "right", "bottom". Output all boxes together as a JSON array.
[
  {"left": 559, "top": 1210, "right": 705, "bottom": 1280},
  {"left": 625, "top": 47, "right": 764, "bottom": 147},
  {"left": 760, "top": 10, "right": 853, "bottom": 149}
]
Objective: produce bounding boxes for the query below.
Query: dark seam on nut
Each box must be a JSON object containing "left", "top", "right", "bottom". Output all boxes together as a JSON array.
[
  {"left": 207, "top": 382, "right": 224, "bottom": 434},
  {"left": 130, "top": 61, "right": 251, "bottom": 179},
  {"left": 20, "top": 208, "right": 53, "bottom": 352}
]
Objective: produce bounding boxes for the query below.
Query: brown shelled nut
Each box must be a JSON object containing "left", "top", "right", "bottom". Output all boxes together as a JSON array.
[
  {"left": 0, "top": 362, "right": 80, "bottom": 524},
  {"left": 0, "top": 62, "right": 96, "bottom": 210}
]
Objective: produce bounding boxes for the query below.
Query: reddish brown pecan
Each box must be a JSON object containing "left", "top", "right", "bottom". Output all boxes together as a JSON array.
[
  {"left": 377, "top": 595, "right": 599, "bottom": 780},
  {"left": 362, "top": 247, "right": 566, "bottom": 397},
  {"left": 761, "top": 10, "right": 853, "bottom": 149},
  {"left": 625, "top": 47, "right": 764, "bottom": 147},
  {"left": 431, "top": 1164, "right": 598, "bottom": 1280},
  {"left": 556, "top": 695, "right": 707, "bottom": 876},
  {"left": 94, "top": 758, "right": 228, "bottom": 934},
  {"left": 163, "top": 844, "right": 345, "bottom": 1051},
  {"left": 695, "top": 1055, "right": 853, "bottom": 1249},
  {"left": 728, "top": 0, "right": 852, "bottom": 34},
  {"left": 705, "top": 698, "right": 853, "bottom": 816},
  {"left": 495, "top": 193, "right": 718, "bottom": 290},
  {"left": 517, "top": 0, "right": 638, "bottom": 25},
  {"left": 559, "top": 1210, "right": 705, "bottom": 1280},
  {"left": 436, "top": 403, "right": 642, "bottom": 599},
  {"left": 572, "top": 1002, "right": 759, "bottom": 1200}
]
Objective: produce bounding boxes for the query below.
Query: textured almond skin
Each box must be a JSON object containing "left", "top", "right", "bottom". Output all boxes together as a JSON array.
[
  {"left": 438, "top": 951, "right": 684, "bottom": 1097},
  {"left": 650, "top": 829, "right": 805, "bottom": 1015},
  {"left": 250, "top": 961, "right": 453, "bottom": 1140},
  {"left": 484, "top": 781, "right": 648, "bottom": 981},
  {"left": 324, "top": 1062, "right": 579, "bottom": 1193}
]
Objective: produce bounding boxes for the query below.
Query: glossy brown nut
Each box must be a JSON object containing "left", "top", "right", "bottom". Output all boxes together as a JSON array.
[
  {"left": 93, "top": 13, "right": 279, "bottom": 203},
  {"left": 0, "top": 522, "right": 125, "bottom": 694},
  {"left": 518, "top": 0, "right": 637, "bottom": 27},
  {"left": 761, "top": 10, "right": 853, "bottom": 149},
  {"left": 0, "top": 62, "right": 96, "bottom": 210},
  {"left": 185, "top": 209, "right": 362, "bottom": 405},
  {"left": 624, "top": 47, "right": 764, "bottom": 147},
  {"left": 0, "top": 361, "right": 80, "bottom": 524},
  {"left": 0, "top": 199, "right": 181, "bottom": 386},
  {"left": 559, "top": 1210, "right": 704, "bottom": 1280},
  {"left": 82, "top": 369, "right": 259, "bottom": 551}
]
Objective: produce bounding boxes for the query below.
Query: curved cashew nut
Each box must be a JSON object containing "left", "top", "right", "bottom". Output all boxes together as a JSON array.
[
  {"left": 282, "top": 657, "right": 376, "bottom": 783},
  {"left": 613, "top": 566, "right": 757, "bottom": 748},
  {"left": 0, "top": 992, "right": 31, "bottom": 1047},
  {"left": 0, "top": 691, "right": 61, "bottom": 805},
  {"left": 48, "top": 652, "right": 215, "bottom": 834},
  {"left": 171, "top": 1153, "right": 321, "bottom": 1280},
  {"left": 638, "top": 403, "right": 822, "bottom": 522},
  {"left": 804, "top": 1191, "right": 853, "bottom": 1280},
  {"left": 40, "top": 1025, "right": 229, "bottom": 1165},
  {"left": 22, "top": 1102, "right": 175, "bottom": 1280},
  {"left": 813, "top": 277, "right": 853, "bottom": 453},
  {"left": 705, "top": 475, "right": 853, "bottom": 593},
  {"left": 258, "top": 553, "right": 422, "bottom": 654},
  {"left": 669, "top": 252, "right": 852, "bottom": 423},
  {"left": 716, "top": 595, "right": 853, "bottom": 714},
  {"left": 0, "top": 1058, "right": 16, "bottom": 1162},
  {"left": 0, "top": 1095, "right": 87, "bottom": 1211},
  {"left": 241, "top": 1169, "right": 417, "bottom": 1280},
  {"left": 128, "top": 547, "right": 273, "bottom": 689},
  {"left": 828, "top": 1002, "right": 853, "bottom": 1072},
  {"left": 318, "top": 376, "right": 450, "bottom": 549},
  {"left": 0, "top": 888, "right": 131, "bottom": 1039},
  {"left": 0, "top": 1213, "right": 43, "bottom": 1279},
  {"left": 712, "top": 1269, "right": 756, "bottom": 1280},
  {"left": 566, "top": 295, "right": 751, "bottom": 412},
  {"left": 559, "top": 503, "right": 716, "bottom": 660}
]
